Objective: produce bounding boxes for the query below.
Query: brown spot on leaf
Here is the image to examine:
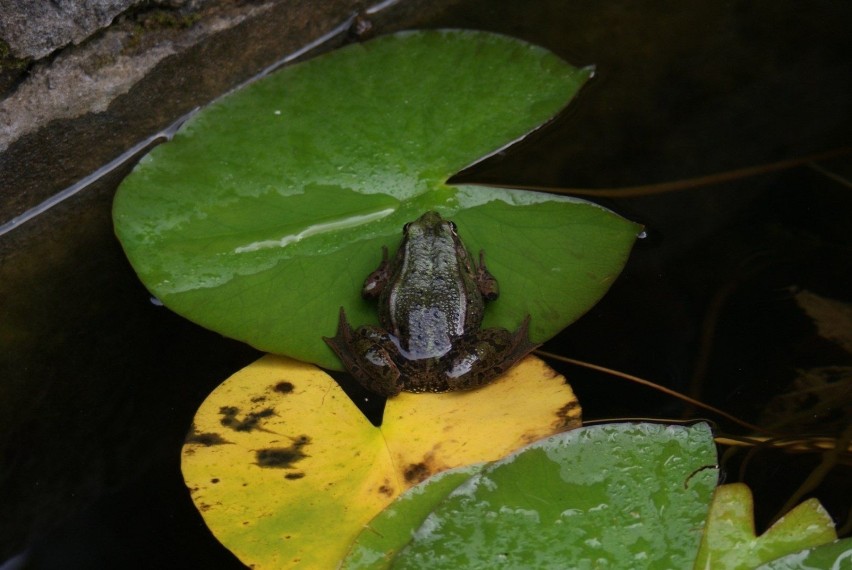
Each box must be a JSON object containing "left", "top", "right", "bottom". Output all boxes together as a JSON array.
[
  {"left": 211, "top": 478, "right": 219, "bottom": 484},
  {"left": 256, "top": 448, "right": 306, "bottom": 468},
  {"left": 256, "top": 435, "right": 311, "bottom": 469},
  {"left": 291, "top": 434, "right": 310, "bottom": 446},
  {"left": 274, "top": 381, "right": 295, "bottom": 394},
  {"left": 185, "top": 424, "right": 230, "bottom": 446},
  {"left": 404, "top": 462, "right": 431, "bottom": 484},
  {"left": 285, "top": 472, "right": 305, "bottom": 480},
  {"left": 219, "top": 406, "right": 276, "bottom": 432},
  {"left": 378, "top": 482, "right": 394, "bottom": 496},
  {"left": 555, "top": 400, "right": 582, "bottom": 429},
  {"left": 519, "top": 431, "right": 542, "bottom": 445}
]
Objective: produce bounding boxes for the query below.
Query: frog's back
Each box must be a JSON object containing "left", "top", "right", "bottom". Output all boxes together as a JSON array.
[{"left": 384, "top": 236, "right": 482, "bottom": 359}]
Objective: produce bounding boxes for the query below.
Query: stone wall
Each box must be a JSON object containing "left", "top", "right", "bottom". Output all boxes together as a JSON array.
[{"left": 0, "top": 0, "right": 457, "bottom": 242}]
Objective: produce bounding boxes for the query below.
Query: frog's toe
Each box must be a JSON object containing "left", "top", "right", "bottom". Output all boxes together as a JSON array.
[
  {"left": 323, "top": 308, "right": 351, "bottom": 349},
  {"left": 512, "top": 314, "right": 541, "bottom": 354},
  {"left": 365, "top": 375, "right": 403, "bottom": 398},
  {"left": 353, "top": 345, "right": 403, "bottom": 396}
]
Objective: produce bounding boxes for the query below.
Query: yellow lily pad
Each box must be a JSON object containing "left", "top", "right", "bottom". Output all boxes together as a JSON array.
[{"left": 181, "top": 353, "right": 580, "bottom": 568}]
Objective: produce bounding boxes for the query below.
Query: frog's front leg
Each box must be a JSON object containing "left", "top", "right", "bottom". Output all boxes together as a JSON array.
[
  {"left": 323, "top": 307, "right": 405, "bottom": 397},
  {"left": 442, "top": 315, "right": 540, "bottom": 391},
  {"left": 362, "top": 246, "right": 391, "bottom": 300}
]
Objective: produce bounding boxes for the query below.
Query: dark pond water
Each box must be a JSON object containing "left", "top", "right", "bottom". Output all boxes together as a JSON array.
[{"left": 2, "top": 1, "right": 851, "bottom": 567}]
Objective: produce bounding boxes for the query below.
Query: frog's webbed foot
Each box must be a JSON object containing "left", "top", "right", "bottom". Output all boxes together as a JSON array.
[
  {"left": 442, "top": 315, "right": 540, "bottom": 391},
  {"left": 323, "top": 307, "right": 403, "bottom": 397},
  {"left": 474, "top": 249, "right": 499, "bottom": 301}
]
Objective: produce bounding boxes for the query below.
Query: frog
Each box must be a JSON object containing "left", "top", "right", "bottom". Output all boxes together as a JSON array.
[{"left": 323, "top": 211, "right": 539, "bottom": 397}]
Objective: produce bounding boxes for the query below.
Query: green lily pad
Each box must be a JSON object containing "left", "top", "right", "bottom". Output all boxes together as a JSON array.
[
  {"left": 695, "top": 483, "right": 837, "bottom": 570},
  {"left": 754, "top": 537, "right": 852, "bottom": 569},
  {"left": 113, "top": 30, "right": 641, "bottom": 369},
  {"left": 340, "top": 464, "right": 485, "bottom": 570},
  {"left": 373, "top": 422, "right": 718, "bottom": 568}
]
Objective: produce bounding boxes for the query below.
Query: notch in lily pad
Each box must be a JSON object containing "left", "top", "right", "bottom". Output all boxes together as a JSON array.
[
  {"left": 113, "top": 30, "right": 642, "bottom": 369},
  {"left": 343, "top": 422, "right": 720, "bottom": 569},
  {"left": 181, "top": 353, "right": 582, "bottom": 568}
]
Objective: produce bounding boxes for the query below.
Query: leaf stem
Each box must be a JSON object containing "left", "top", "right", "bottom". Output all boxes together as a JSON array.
[
  {"left": 481, "top": 146, "right": 852, "bottom": 198},
  {"left": 536, "top": 350, "right": 776, "bottom": 435}
]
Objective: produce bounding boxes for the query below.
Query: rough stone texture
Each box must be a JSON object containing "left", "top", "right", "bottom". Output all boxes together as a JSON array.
[
  {"left": 0, "top": 0, "right": 143, "bottom": 60},
  {"left": 0, "top": 1, "right": 276, "bottom": 151},
  {"left": 0, "top": 0, "right": 459, "bottom": 250},
  {"left": 0, "top": 0, "right": 215, "bottom": 60}
]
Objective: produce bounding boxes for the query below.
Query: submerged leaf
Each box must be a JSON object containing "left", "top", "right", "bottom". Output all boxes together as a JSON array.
[
  {"left": 113, "top": 30, "right": 641, "bottom": 369},
  {"left": 760, "top": 365, "right": 852, "bottom": 433},
  {"left": 795, "top": 289, "right": 852, "bottom": 353},
  {"left": 694, "top": 483, "right": 837, "bottom": 570},
  {"left": 180, "top": 353, "right": 581, "bottom": 568}
]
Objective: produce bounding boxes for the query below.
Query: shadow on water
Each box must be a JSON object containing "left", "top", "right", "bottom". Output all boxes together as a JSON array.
[{"left": 2, "top": 0, "right": 851, "bottom": 566}]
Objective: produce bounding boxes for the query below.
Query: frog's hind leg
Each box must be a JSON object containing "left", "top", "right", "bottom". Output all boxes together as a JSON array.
[
  {"left": 323, "top": 308, "right": 404, "bottom": 397},
  {"left": 443, "top": 315, "right": 541, "bottom": 391}
]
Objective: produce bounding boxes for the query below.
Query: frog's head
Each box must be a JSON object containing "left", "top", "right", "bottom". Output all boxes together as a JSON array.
[{"left": 403, "top": 211, "right": 457, "bottom": 240}]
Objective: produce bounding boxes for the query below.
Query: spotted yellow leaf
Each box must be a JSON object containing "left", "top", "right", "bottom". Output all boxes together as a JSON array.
[{"left": 181, "top": 354, "right": 580, "bottom": 568}]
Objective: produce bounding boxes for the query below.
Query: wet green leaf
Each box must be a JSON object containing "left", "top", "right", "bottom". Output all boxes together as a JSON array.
[
  {"left": 754, "top": 537, "right": 852, "bottom": 569},
  {"left": 386, "top": 422, "right": 718, "bottom": 568},
  {"left": 695, "top": 483, "right": 837, "bottom": 570},
  {"left": 340, "top": 465, "right": 485, "bottom": 570},
  {"left": 113, "top": 30, "right": 640, "bottom": 369}
]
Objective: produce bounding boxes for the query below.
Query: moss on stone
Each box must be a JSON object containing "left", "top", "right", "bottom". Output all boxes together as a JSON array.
[
  {"left": 121, "top": 8, "right": 202, "bottom": 54},
  {"left": 0, "top": 38, "right": 31, "bottom": 71},
  {"left": 138, "top": 9, "right": 202, "bottom": 31}
]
